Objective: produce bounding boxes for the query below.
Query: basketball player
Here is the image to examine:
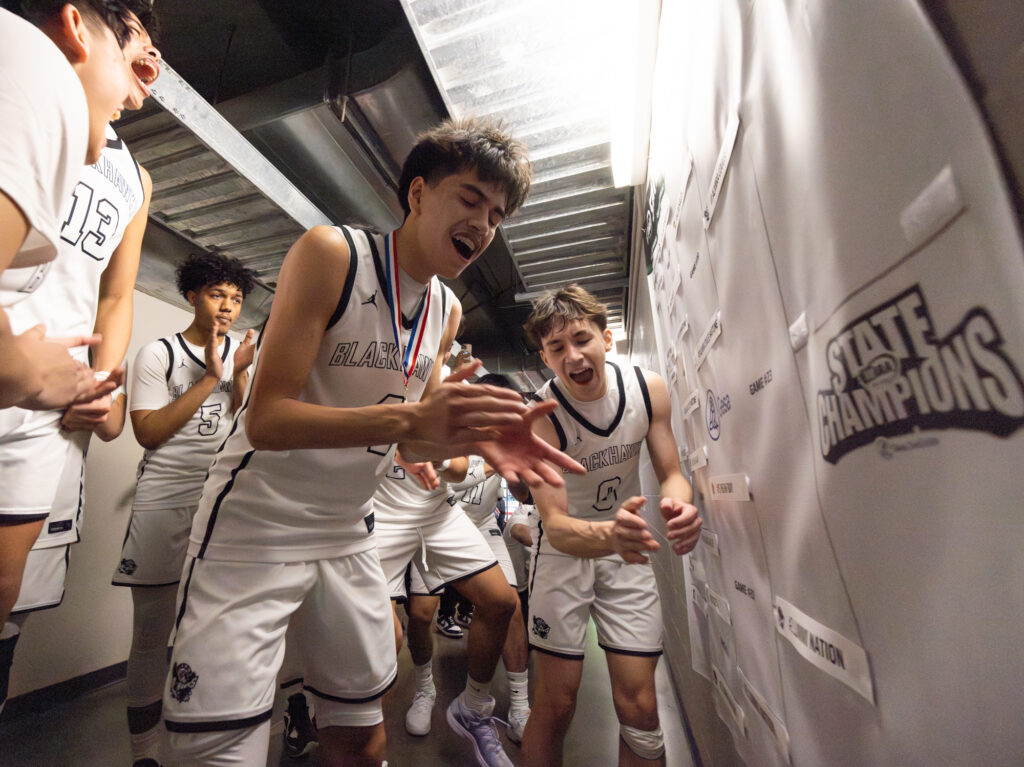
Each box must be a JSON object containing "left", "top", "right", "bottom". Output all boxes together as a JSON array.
[
  {"left": 0, "top": 3, "right": 158, "bottom": 713},
  {"left": 162, "top": 119, "right": 583, "bottom": 767},
  {"left": 0, "top": 0, "right": 155, "bottom": 410},
  {"left": 520, "top": 285, "right": 703, "bottom": 767},
  {"left": 111, "top": 253, "right": 255, "bottom": 767}
]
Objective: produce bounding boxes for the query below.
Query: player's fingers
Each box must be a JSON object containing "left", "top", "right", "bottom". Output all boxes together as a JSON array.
[
  {"left": 243, "top": 328, "right": 255, "bottom": 344},
  {"left": 537, "top": 440, "right": 585, "bottom": 475},
  {"left": 50, "top": 333, "right": 102, "bottom": 349},
  {"left": 443, "top": 359, "right": 480, "bottom": 383}
]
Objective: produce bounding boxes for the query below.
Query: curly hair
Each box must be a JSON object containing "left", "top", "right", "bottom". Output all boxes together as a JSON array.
[
  {"left": 475, "top": 373, "right": 515, "bottom": 390},
  {"left": 523, "top": 284, "right": 608, "bottom": 349},
  {"left": 398, "top": 117, "right": 532, "bottom": 218},
  {"left": 21, "top": 0, "right": 159, "bottom": 47},
  {"left": 175, "top": 253, "right": 256, "bottom": 300}
]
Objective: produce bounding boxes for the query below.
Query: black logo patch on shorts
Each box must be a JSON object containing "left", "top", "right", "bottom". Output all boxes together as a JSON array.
[
  {"left": 364, "top": 513, "right": 375, "bottom": 534},
  {"left": 47, "top": 519, "right": 73, "bottom": 535},
  {"left": 170, "top": 662, "right": 199, "bottom": 703},
  {"left": 489, "top": 528, "right": 501, "bottom": 536},
  {"left": 117, "top": 558, "right": 138, "bottom": 575},
  {"left": 532, "top": 616, "right": 551, "bottom": 640}
]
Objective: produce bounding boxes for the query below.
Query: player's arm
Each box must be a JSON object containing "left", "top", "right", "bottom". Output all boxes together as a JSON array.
[
  {"left": 0, "top": 193, "right": 102, "bottom": 408},
  {"left": 63, "top": 169, "right": 152, "bottom": 439},
  {"left": 130, "top": 330, "right": 224, "bottom": 450},
  {"left": 641, "top": 370, "right": 702, "bottom": 555},
  {"left": 437, "top": 456, "right": 470, "bottom": 484}
]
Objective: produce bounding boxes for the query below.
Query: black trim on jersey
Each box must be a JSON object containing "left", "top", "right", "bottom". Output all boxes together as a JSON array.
[
  {"left": 329, "top": 227, "right": 361, "bottom": 330},
  {"left": 159, "top": 337, "right": 174, "bottom": 382},
  {"left": 221, "top": 336, "right": 232, "bottom": 362},
  {"left": 530, "top": 644, "right": 585, "bottom": 661},
  {"left": 176, "top": 333, "right": 206, "bottom": 369},
  {"left": 528, "top": 392, "right": 567, "bottom": 451},
  {"left": 635, "top": 366, "right": 652, "bottom": 424},
  {"left": 368, "top": 232, "right": 387, "bottom": 295},
  {"left": 130, "top": 155, "right": 143, "bottom": 189},
  {"left": 173, "top": 558, "right": 197, "bottom": 631},
  {"left": 305, "top": 672, "right": 397, "bottom": 705},
  {"left": 549, "top": 361, "right": 626, "bottom": 438},
  {"left": 195, "top": 449, "right": 256, "bottom": 559},
  {"left": 429, "top": 561, "right": 500, "bottom": 595},
  {"left": 599, "top": 643, "right": 663, "bottom": 658},
  {"left": 528, "top": 520, "right": 545, "bottom": 595},
  {"left": 106, "top": 135, "right": 124, "bottom": 150},
  {"left": 165, "top": 709, "right": 273, "bottom": 733}
]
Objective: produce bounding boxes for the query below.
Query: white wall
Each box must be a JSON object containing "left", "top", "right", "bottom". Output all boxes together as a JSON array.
[{"left": 10, "top": 291, "right": 194, "bottom": 698}]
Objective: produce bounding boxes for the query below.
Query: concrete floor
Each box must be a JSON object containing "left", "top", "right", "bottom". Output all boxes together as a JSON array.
[{"left": 0, "top": 619, "right": 696, "bottom": 766}]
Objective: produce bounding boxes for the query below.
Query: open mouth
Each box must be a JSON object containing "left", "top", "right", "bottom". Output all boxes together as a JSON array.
[
  {"left": 569, "top": 368, "right": 594, "bottom": 385},
  {"left": 132, "top": 57, "right": 160, "bottom": 86},
  {"left": 452, "top": 235, "right": 475, "bottom": 260}
]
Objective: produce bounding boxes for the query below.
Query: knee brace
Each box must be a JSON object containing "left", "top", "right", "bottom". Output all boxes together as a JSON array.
[
  {"left": 0, "top": 628, "right": 21, "bottom": 708},
  {"left": 620, "top": 723, "right": 665, "bottom": 760},
  {"left": 315, "top": 697, "right": 384, "bottom": 729}
]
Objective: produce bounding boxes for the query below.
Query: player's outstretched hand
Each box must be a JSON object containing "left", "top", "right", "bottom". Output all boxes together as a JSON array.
[
  {"left": 415, "top": 360, "right": 530, "bottom": 441},
  {"left": 233, "top": 329, "right": 255, "bottom": 375},
  {"left": 661, "top": 497, "right": 702, "bottom": 556},
  {"left": 610, "top": 496, "right": 660, "bottom": 564},
  {"left": 16, "top": 327, "right": 122, "bottom": 410},
  {"left": 470, "top": 402, "right": 585, "bottom": 489},
  {"left": 395, "top": 448, "right": 439, "bottom": 491}
]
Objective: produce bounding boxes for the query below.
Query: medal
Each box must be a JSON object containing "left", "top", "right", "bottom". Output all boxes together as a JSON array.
[{"left": 384, "top": 231, "right": 431, "bottom": 396}]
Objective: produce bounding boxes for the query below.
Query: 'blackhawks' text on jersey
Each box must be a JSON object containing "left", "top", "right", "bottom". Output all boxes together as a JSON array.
[
  {"left": 190, "top": 226, "right": 454, "bottom": 563},
  {"left": 533, "top": 362, "right": 653, "bottom": 559}
]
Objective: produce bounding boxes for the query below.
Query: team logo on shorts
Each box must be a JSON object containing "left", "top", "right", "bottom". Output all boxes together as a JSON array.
[
  {"left": 117, "top": 558, "right": 138, "bottom": 575},
  {"left": 532, "top": 616, "right": 551, "bottom": 640},
  {"left": 170, "top": 662, "right": 199, "bottom": 703}
]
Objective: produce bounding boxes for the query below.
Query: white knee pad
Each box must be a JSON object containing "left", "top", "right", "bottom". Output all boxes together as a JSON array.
[
  {"left": 165, "top": 720, "right": 270, "bottom": 766},
  {"left": 620, "top": 723, "right": 665, "bottom": 760},
  {"left": 315, "top": 696, "right": 384, "bottom": 729}
]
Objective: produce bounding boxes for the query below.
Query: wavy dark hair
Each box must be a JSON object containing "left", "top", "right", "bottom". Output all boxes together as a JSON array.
[
  {"left": 398, "top": 117, "right": 531, "bottom": 218},
  {"left": 523, "top": 283, "right": 608, "bottom": 348},
  {"left": 175, "top": 253, "right": 256, "bottom": 299},
  {"left": 21, "top": 0, "right": 159, "bottom": 46}
]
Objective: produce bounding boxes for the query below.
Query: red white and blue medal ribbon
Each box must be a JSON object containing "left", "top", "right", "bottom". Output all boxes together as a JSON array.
[{"left": 384, "top": 231, "right": 431, "bottom": 394}]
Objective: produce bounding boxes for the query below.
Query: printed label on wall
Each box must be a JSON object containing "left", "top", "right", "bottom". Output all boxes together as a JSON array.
[
  {"left": 712, "top": 664, "right": 747, "bottom": 736},
  {"left": 696, "top": 310, "right": 722, "bottom": 369},
  {"left": 684, "top": 389, "right": 700, "bottom": 417},
  {"left": 774, "top": 595, "right": 875, "bottom": 703},
  {"left": 704, "top": 113, "right": 741, "bottom": 229},
  {"left": 739, "top": 667, "right": 791, "bottom": 764},
  {"left": 707, "top": 587, "right": 733, "bottom": 626},
  {"left": 710, "top": 472, "right": 751, "bottom": 501},
  {"left": 816, "top": 284, "right": 1024, "bottom": 464},
  {"left": 701, "top": 528, "right": 720, "bottom": 556}
]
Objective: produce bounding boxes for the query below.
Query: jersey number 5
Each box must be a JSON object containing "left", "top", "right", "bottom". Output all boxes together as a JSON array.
[{"left": 198, "top": 403, "right": 222, "bottom": 436}]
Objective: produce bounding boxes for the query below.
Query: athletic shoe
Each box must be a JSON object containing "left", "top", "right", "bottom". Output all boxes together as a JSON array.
[
  {"left": 283, "top": 692, "right": 319, "bottom": 758},
  {"left": 405, "top": 687, "right": 437, "bottom": 735},
  {"left": 446, "top": 696, "right": 514, "bottom": 767},
  {"left": 455, "top": 606, "right": 474, "bottom": 628},
  {"left": 507, "top": 707, "right": 530, "bottom": 744},
  {"left": 435, "top": 614, "right": 464, "bottom": 638}
]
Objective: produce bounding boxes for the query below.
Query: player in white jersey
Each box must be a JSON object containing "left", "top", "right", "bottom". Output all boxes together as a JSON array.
[
  {"left": 0, "top": 0, "right": 157, "bottom": 411},
  {"left": 110, "top": 253, "right": 255, "bottom": 767},
  {"left": 520, "top": 285, "right": 703, "bottom": 767},
  {"left": 162, "top": 118, "right": 583, "bottom": 767},
  {"left": 0, "top": 3, "right": 159, "bottom": 716}
]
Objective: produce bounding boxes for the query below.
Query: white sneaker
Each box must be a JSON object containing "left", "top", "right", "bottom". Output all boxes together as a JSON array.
[
  {"left": 405, "top": 687, "right": 436, "bottom": 736},
  {"left": 507, "top": 707, "right": 530, "bottom": 744},
  {"left": 446, "top": 696, "right": 514, "bottom": 767}
]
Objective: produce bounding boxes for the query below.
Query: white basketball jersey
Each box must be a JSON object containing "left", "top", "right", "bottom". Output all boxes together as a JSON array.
[
  {"left": 7, "top": 126, "right": 145, "bottom": 354},
  {"left": 373, "top": 462, "right": 452, "bottom": 527},
  {"left": 130, "top": 334, "right": 236, "bottom": 511},
  {"left": 190, "top": 226, "right": 455, "bottom": 563},
  {"left": 448, "top": 456, "right": 504, "bottom": 526},
  {"left": 533, "top": 362, "right": 653, "bottom": 558}
]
